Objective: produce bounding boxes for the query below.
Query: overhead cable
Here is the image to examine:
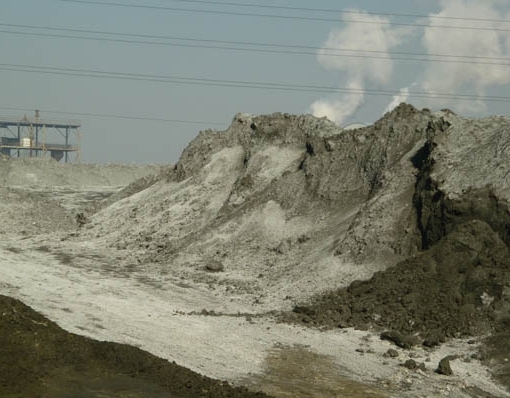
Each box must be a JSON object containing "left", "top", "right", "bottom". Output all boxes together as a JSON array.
[
  {"left": 2, "top": 62, "right": 510, "bottom": 103},
  {"left": 167, "top": 0, "right": 510, "bottom": 25},
  {"left": 2, "top": 24, "right": 510, "bottom": 66},
  {"left": 58, "top": 0, "right": 510, "bottom": 33}
]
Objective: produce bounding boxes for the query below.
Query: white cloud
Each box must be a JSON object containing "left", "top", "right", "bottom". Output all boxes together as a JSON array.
[{"left": 310, "top": 10, "right": 410, "bottom": 124}]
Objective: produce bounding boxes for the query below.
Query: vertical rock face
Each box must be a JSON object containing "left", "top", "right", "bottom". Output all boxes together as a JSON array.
[{"left": 414, "top": 113, "right": 510, "bottom": 250}]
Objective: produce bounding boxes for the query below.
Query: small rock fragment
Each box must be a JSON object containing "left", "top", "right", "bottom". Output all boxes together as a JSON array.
[
  {"left": 436, "top": 355, "right": 457, "bottom": 375},
  {"left": 380, "top": 331, "right": 420, "bottom": 349},
  {"left": 205, "top": 260, "right": 224, "bottom": 272},
  {"left": 423, "top": 332, "right": 445, "bottom": 347},
  {"left": 384, "top": 348, "right": 399, "bottom": 358},
  {"left": 403, "top": 359, "right": 417, "bottom": 370}
]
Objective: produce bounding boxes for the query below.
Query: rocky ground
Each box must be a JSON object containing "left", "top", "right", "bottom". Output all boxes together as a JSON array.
[{"left": 1, "top": 104, "right": 510, "bottom": 397}]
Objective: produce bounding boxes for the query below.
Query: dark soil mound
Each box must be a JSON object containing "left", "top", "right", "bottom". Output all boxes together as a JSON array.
[
  {"left": 0, "top": 294, "right": 270, "bottom": 398},
  {"left": 287, "top": 220, "right": 510, "bottom": 340},
  {"left": 482, "top": 332, "right": 510, "bottom": 391}
]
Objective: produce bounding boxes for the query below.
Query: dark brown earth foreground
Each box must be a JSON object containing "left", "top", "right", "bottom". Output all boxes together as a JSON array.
[{"left": 0, "top": 295, "right": 271, "bottom": 398}]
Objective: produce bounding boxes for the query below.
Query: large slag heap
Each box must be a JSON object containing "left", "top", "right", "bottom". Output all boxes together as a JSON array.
[{"left": 78, "top": 103, "right": 510, "bottom": 388}]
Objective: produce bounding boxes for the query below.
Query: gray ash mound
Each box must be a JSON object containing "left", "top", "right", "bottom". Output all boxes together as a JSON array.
[
  {"left": 0, "top": 294, "right": 270, "bottom": 398},
  {"left": 82, "top": 103, "right": 510, "bottom": 326},
  {"left": 81, "top": 104, "right": 445, "bottom": 310}
]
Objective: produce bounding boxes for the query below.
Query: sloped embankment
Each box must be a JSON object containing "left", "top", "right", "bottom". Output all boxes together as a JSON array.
[{"left": 8, "top": 104, "right": 510, "bottom": 395}]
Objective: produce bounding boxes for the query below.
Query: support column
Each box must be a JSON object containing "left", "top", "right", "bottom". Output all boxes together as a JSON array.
[
  {"left": 35, "top": 126, "right": 39, "bottom": 157},
  {"left": 17, "top": 124, "right": 20, "bottom": 157},
  {"left": 65, "top": 127, "right": 69, "bottom": 163}
]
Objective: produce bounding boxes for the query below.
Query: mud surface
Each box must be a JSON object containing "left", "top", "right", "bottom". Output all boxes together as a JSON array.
[
  {"left": 242, "top": 345, "right": 388, "bottom": 398},
  {"left": 0, "top": 294, "right": 269, "bottom": 398}
]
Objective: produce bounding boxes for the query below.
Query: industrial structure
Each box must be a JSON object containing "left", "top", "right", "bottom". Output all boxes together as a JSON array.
[{"left": 0, "top": 110, "right": 81, "bottom": 162}]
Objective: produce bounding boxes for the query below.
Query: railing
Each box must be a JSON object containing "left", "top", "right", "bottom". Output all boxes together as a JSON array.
[
  {"left": 0, "top": 115, "right": 81, "bottom": 127},
  {"left": 0, "top": 143, "right": 77, "bottom": 150}
]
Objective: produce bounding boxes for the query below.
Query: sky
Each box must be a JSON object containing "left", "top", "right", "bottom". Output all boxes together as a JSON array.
[{"left": 1, "top": 0, "right": 510, "bottom": 164}]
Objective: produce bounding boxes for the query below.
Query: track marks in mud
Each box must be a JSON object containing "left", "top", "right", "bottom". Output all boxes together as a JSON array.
[{"left": 243, "top": 344, "right": 388, "bottom": 398}]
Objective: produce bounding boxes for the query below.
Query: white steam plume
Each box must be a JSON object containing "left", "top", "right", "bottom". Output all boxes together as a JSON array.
[
  {"left": 311, "top": 10, "right": 408, "bottom": 124},
  {"left": 310, "top": 79, "right": 364, "bottom": 124},
  {"left": 384, "top": 86, "right": 411, "bottom": 113},
  {"left": 419, "top": 0, "right": 510, "bottom": 113}
]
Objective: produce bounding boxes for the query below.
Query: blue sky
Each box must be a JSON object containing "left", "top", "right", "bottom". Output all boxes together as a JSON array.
[{"left": 1, "top": 0, "right": 510, "bottom": 163}]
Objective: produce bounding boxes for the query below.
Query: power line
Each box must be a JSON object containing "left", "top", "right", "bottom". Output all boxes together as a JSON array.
[
  {"left": 0, "top": 106, "right": 226, "bottom": 126},
  {"left": 167, "top": 0, "right": 510, "bottom": 25},
  {"left": 59, "top": 0, "right": 510, "bottom": 33},
  {"left": 2, "top": 62, "right": 510, "bottom": 103},
  {"left": 2, "top": 23, "right": 510, "bottom": 66}
]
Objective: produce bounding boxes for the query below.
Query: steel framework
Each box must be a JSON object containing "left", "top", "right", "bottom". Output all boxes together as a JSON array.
[{"left": 0, "top": 111, "right": 81, "bottom": 162}]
